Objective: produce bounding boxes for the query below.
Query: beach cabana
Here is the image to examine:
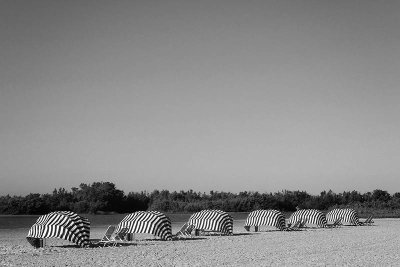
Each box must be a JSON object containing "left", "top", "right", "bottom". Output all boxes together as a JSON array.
[
  {"left": 288, "top": 209, "right": 327, "bottom": 228},
  {"left": 244, "top": 209, "right": 286, "bottom": 231},
  {"left": 188, "top": 209, "right": 233, "bottom": 235},
  {"left": 326, "top": 208, "right": 360, "bottom": 226},
  {"left": 115, "top": 211, "right": 172, "bottom": 241},
  {"left": 27, "top": 211, "right": 90, "bottom": 248}
]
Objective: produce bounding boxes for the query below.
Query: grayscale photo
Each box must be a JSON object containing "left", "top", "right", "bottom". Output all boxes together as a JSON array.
[{"left": 1, "top": 0, "right": 399, "bottom": 266}]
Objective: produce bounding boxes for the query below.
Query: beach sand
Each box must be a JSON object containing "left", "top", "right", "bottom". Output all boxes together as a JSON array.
[{"left": 1, "top": 219, "right": 400, "bottom": 266}]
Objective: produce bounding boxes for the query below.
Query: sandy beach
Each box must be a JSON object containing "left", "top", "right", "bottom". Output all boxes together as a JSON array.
[{"left": 1, "top": 219, "right": 400, "bottom": 266}]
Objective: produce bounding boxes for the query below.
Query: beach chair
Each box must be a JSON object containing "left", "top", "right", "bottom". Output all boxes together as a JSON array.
[
  {"left": 298, "top": 219, "right": 307, "bottom": 228},
  {"left": 359, "top": 215, "right": 374, "bottom": 226},
  {"left": 174, "top": 222, "right": 195, "bottom": 240},
  {"left": 98, "top": 226, "right": 129, "bottom": 247},
  {"left": 111, "top": 227, "right": 129, "bottom": 246},
  {"left": 366, "top": 216, "right": 374, "bottom": 225},
  {"left": 97, "top": 225, "right": 116, "bottom": 247},
  {"left": 327, "top": 218, "right": 342, "bottom": 228},
  {"left": 285, "top": 220, "right": 302, "bottom": 231}
]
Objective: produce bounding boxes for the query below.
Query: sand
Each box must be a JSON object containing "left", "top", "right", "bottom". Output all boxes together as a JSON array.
[{"left": 1, "top": 219, "right": 400, "bottom": 266}]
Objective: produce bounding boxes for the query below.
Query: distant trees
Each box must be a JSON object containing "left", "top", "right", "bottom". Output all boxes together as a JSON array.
[
  {"left": 0, "top": 182, "right": 400, "bottom": 215},
  {"left": 0, "top": 182, "right": 148, "bottom": 215},
  {"left": 70, "top": 182, "right": 125, "bottom": 213}
]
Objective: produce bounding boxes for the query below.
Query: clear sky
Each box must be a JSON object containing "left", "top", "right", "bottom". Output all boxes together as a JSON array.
[{"left": 1, "top": 0, "right": 399, "bottom": 196}]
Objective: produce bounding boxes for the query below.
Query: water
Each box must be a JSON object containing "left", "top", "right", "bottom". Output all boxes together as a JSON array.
[
  {"left": 0, "top": 212, "right": 250, "bottom": 230},
  {"left": 0, "top": 215, "right": 39, "bottom": 229}
]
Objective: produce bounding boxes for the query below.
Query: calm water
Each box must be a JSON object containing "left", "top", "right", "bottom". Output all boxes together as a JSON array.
[{"left": 0, "top": 212, "right": 249, "bottom": 230}]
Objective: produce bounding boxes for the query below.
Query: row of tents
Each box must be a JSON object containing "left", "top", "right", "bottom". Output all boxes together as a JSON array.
[{"left": 26, "top": 208, "right": 373, "bottom": 248}]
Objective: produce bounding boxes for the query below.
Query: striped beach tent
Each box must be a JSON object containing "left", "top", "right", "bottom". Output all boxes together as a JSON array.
[
  {"left": 188, "top": 210, "right": 233, "bottom": 235},
  {"left": 326, "top": 208, "right": 360, "bottom": 226},
  {"left": 27, "top": 211, "right": 90, "bottom": 247},
  {"left": 288, "top": 209, "right": 327, "bottom": 228},
  {"left": 244, "top": 210, "right": 286, "bottom": 231},
  {"left": 116, "top": 211, "right": 172, "bottom": 240}
]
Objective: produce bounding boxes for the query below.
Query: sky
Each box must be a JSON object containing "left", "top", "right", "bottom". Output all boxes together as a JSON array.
[{"left": 1, "top": 0, "right": 399, "bottom": 196}]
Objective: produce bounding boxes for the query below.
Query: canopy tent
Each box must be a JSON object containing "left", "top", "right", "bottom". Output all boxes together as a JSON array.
[
  {"left": 288, "top": 209, "right": 327, "bottom": 228},
  {"left": 27, "top": 211, "right": 90, "bottom": 248},
  {"left": 116, "top": 211, "right": 172, "bottom": 241},
  {"left": 326, "top": 208, "right": 360, "bottom": 226},
  {"left": 244, "top": 209, "right": 286, "bottom": 231},
  {"left": 188, "top": 210, "right": 233, "bottom": 235}
]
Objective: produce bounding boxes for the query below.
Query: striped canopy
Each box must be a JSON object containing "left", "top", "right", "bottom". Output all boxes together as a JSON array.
[
  {"left": 27, "top": 211, "right": 90, "bottom": 247},
  {"left": 116, "top": 211, "right": 172, "bottom": 240},
  {"left": 188, "top": 210, "right": 233, "bottom": 235},
  {"left": 326, "top": 208, "right": 360, "bottom": 225},
  {"left": 244, "top": 210, "right": 286, "bottom": 230},
  {"left": 288, "top": 209, "right": 327, "bottom": 228}
]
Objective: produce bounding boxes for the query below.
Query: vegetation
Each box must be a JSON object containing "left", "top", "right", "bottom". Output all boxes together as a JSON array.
[{"left": 1, "top": 182, "right": 400, "bottom": 217}]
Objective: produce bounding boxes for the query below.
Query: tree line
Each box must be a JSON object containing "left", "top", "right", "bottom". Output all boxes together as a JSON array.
[{"left": 1, "top": 181, "right": 400, "bottom": 216}]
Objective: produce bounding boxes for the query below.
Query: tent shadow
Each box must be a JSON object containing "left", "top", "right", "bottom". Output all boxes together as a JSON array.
[
  {"left": 54, "top": 244, "right": 82, "bottom": 248},
  {"left": 86, "top": 239, "right": 152, "bottom": 248},
  {"left": 171, "top": 237, "right": 207, "bottom": 241},
  {"left": 88, "top": 242, "right": 145, "bottom": 248},
  {"left": 232, "top": 232, "right": 258, "bottom": 236},
  {"left": 257, "top": 229, "right": 286, "bottom": 233}
]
